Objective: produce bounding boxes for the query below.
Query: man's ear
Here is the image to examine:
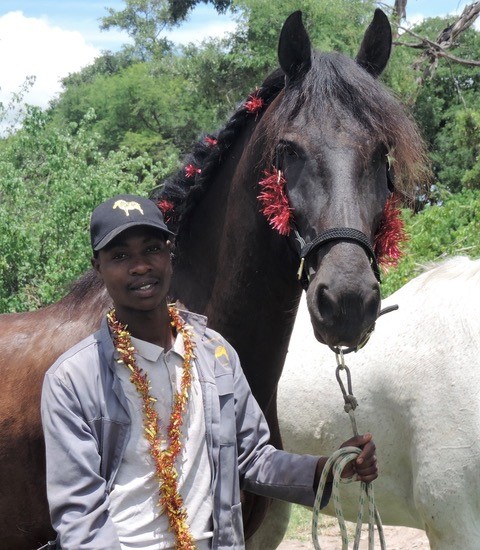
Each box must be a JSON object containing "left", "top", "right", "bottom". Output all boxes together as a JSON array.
[{"left": 91, "top": 256, "right": 102, "bottom": 277}]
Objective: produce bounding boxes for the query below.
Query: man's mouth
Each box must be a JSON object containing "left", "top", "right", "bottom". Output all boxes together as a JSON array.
[{"left": 130, "top": 280, "right": 158, "bottom": 292}]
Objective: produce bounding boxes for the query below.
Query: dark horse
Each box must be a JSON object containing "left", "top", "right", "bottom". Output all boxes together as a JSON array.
[{"left": 0, "top": 10, "right": 427, "bottom": 549}]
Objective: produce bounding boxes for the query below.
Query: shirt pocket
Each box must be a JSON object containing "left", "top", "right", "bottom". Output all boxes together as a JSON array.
[{"left": 216, "top": 372, "right": 236, "bottom": 446}]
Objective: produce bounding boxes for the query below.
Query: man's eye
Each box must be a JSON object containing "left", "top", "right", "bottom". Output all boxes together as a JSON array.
[
  {"left": 148, "top": 243, "right": 165, "bottom": 253},
  {"left": 112, "top": 252, "right": 127, "bottom": 260}
]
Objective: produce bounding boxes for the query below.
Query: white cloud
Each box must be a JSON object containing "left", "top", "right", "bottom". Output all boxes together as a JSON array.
[{"left": 0, "top": 11, "right": 100, "bottom": 110}]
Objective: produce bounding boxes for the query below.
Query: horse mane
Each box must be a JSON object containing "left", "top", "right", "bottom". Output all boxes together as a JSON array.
[
  {"left": 150, "top": 69, "right": 285, "bottom": 234},
  {"left": 56, "top": 269, "right": 109, "bottom": 314},
  {"left": 266, "top": 51, "right": 431, "bottom": 204}
]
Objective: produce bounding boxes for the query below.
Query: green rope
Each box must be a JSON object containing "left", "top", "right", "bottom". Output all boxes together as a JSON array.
[{"left": 311, "top": 446, "right": 386, "bottom": 549}]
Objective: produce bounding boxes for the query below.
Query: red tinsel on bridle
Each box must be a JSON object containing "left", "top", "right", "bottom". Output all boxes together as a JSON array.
[
  {"left": 257, "top": 168, "right": 293, "bottom": 236},
  {"left": 257, "top": 167, "right": 406, "bottom": 270},
  {"left": 373, "top": 194, "right": 407, "bottom": 270}
]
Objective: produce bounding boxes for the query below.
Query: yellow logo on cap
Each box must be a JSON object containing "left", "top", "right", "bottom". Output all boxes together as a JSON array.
[{"left": 113, "top": 200, "right": 144, "bottom": 216}]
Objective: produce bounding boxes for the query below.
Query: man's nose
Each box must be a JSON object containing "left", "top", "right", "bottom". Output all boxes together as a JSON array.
[{"left": 129, "top": 256, "right": 152, "bottom": 275}]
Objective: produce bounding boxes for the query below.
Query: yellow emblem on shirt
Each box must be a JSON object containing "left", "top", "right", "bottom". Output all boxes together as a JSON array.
[
  {"left": 113, "top": 200, "right": 144, "bottom": 216},
  {"left": 215, "top": 346, "right": 228, "bottom": 360}
]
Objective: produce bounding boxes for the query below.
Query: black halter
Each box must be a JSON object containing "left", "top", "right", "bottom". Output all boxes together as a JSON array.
[
  {"left": 288, "top": 161, "right": 394, "bottom": 290},
  {"left": 292, "top": 226, "right": 381, "bottom": 290}
]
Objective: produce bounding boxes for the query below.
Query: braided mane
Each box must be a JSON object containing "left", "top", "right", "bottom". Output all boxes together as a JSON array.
[{"left": 150, "top": 69, "right": 285, "bottom": 236}]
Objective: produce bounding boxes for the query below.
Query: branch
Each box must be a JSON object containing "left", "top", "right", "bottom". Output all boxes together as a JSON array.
[
  {"left": 394, "top": 26, "right": 480, "bottom": 66},
  {"left": 393, "top": 1, "right": 480, "bottom": 82}
]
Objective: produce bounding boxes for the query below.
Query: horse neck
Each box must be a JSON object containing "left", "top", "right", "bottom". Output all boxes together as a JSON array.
[
  {"left": 170, "top": 115, "right": 261, "bottom": 312},
  {"left": 171, "top": 125, "right": 303, "bottom": 411}
]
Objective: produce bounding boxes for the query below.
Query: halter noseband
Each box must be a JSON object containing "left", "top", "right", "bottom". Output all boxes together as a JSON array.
[
  {"left": 289, "top": 161, "right": 394, "bottom": 290},
  {"left": 293, "top": 226, "right": 381, "bottom": 290}
]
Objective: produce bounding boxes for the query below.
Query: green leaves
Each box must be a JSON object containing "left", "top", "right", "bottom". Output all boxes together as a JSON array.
[
  {"left": 0, "top": 108, "right": 177, "bottom": 312},
  {"left": 382, "top": 189, "right": 480, "bottom": 297}
]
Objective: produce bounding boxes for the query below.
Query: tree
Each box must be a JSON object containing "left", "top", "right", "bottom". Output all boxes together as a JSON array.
[
  {"left": 166, "top": 0, "right": 233, "bottom": 21},
  {"left": 99, "top": 0, "right": 235, "bottom": 60},
  {"left": 0, "top": 107, "right": 178, "bottom": 312},
  {"left": 382, "top": 188, "right": 480, "bottom": 295}
]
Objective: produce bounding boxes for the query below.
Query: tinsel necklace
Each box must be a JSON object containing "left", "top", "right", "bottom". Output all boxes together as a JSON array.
[{"left": 107, "top": 306, "right": 197, "bottom": 550}]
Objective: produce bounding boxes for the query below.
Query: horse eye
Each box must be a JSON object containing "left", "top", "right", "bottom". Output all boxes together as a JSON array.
[{"left": 278, "top": 142, "right": 298, "bottom": 158}]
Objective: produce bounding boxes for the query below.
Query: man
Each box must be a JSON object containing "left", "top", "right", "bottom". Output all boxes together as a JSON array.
[{"left": 41, "top": 194, "right": 377, "bottom": 549}]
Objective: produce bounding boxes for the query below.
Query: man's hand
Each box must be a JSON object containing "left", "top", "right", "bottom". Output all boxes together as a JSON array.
[
  {"left": 339, "top": 433, "right": 377, "bottom": 482},
  {"left": 314, "top": 433, "right": 378, "bottom": 489}
]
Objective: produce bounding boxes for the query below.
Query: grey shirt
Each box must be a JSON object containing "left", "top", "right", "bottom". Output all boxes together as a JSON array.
[{"left": 41, "top": 309, "right": 328, "bottom": 549}]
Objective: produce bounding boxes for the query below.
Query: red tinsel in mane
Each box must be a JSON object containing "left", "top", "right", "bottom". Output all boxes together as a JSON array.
[
  {"left": 244, "top": 90, "right": 264, "bottom": 114},
  {"left": 204, "top": 135, "right": 218, "bottom": 147},
  {"left": 185, "top": 163, "right": 201, "bottom": 178},
  {"left": 257, "top": 167, "right": 293, "bottom": 236},
  {"left": 374, "top": 194, "right": 407, "bottom": 271},
  {"left": 157, "top": 199, "right": 175, "bottom": 224}
]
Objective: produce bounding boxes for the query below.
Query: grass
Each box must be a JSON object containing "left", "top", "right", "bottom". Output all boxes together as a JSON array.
[
  {"left": 284, "top": 504, "right": 338, "bottom": 542},
  {"left": 284, "top": 504, "right": 358, "bottom": 543}
]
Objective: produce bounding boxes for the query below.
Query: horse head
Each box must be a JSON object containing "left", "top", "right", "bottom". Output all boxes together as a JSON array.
[{"left": 256, "top": 9, "right": 424, "bottom": 350}]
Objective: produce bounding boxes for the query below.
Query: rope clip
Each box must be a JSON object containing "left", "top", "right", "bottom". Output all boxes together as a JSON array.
[{"left": 335, "top": 352, "right": 358, "bottom": 413}]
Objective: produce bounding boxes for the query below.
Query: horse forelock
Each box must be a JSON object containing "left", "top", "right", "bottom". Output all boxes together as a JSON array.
[
  {"left": 151, "top": 69, "right": 286, "bottom": 239},
  {"left": 265, "top": 51, "right": 430, "bottom": 204}
]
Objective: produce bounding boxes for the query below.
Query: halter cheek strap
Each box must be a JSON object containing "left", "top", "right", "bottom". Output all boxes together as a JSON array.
[{"left": 293, "top": 227, "right": 381, "bottom": 290}]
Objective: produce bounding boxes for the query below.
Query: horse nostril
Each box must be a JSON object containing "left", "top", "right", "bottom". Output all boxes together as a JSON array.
[{"left": 315, "top": 285, "right": 335, "bottom": 324}]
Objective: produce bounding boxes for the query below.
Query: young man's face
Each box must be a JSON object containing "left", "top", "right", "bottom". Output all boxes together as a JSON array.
[{"left": 92, "top": 225, "right": 173, "bottom": 317}]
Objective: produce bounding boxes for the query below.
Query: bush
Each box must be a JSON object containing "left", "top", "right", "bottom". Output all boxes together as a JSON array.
[{"left": 0, "top": 107, "right": 178, "bottom": 312}]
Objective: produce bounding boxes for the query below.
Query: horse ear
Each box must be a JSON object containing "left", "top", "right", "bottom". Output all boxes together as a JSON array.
[
  {"left": 278, "top": 11, "right": 312, "bottom": 84},
  {"left": 355, "top": 9, "right": 392, "bottom": 77}
]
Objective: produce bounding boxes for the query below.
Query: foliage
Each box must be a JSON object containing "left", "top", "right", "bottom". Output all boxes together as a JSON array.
[
  {"left": 100, "top": 0, "right": 176, "bottom": 60},
  {"left": 382, "top": 188, "right": 480, "bottom": 296},
  {"left": 224, "top": 0, "right": 377, "bottom": 91},
  {"left": 410, "top": 23, "right": 480, "bottom": 193},
  {"left": 51, "top": 59, "right": 220, "bottom": 158},
  {"left": 0, "top": 107, "right": 177, "bottom": 312},
  {"left": 167, "top": 0, "right": 233, "bottom": 21},
  {"left": 59, "top": 51, "right": 136, "bottom": 89}
]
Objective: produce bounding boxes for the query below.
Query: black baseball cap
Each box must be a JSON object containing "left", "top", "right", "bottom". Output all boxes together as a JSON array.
[{"left": 90, "top": 194, "right": 175, "bottom": 251}]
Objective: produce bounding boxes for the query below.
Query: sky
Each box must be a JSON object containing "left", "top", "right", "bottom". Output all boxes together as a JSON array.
[{"left": 0, "top": 1, "right": 476, "bottom": 112}]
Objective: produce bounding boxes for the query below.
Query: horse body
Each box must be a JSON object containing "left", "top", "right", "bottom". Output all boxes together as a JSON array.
[
  {"left": 0, "top": 10, "right": 428, "bottom": 548},
  {"left": 278, "top": 257, "right": 480, "bottom": 549},
  {"left": 0, "top": 275, "right": 109, "bottom": 547}
]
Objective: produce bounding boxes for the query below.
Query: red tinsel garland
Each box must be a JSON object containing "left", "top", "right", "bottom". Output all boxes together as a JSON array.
[
  {"left": 204, "top": 136, "right": 218, "bottom": 147},
  {"left": 257, "top": 167, "right": 294, "bottom": 236},
  {"left": 374, "top": 194, "right": 407, "bottom": 271},
  {"left": 185, "top": 163, "right": 201, "bottom": 179},
  {"left": 157, "top": 199, "right": 175, "bottom": 224},
  {"left": 107, "top": 307, "right": 196, "bottom": 550}
]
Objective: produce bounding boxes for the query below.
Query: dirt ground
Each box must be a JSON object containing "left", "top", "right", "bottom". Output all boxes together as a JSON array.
[{"left": 278, "top": 525, "right": 430, "bottom": 549}]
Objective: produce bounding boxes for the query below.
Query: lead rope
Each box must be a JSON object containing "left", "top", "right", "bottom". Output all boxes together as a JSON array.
[{"left": 311, "top": 350, "right": 386, "bottom": 550}]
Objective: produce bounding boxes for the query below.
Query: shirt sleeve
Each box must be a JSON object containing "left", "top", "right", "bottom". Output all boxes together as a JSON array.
[
  {"left": 41, "top": 368, "right": 121, "bottom": 550},
  {"left": 227, "top": 343, "right": 332, "bottom": 509}
]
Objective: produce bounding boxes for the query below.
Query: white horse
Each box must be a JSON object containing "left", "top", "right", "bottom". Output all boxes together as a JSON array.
[{"left": 268, "top": 256, "right": 480, "bottom": 550}]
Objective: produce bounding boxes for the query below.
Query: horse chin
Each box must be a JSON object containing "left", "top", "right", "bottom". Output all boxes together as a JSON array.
[{"left": 311, "top": 323, "right": 374, "bottom": 350}]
